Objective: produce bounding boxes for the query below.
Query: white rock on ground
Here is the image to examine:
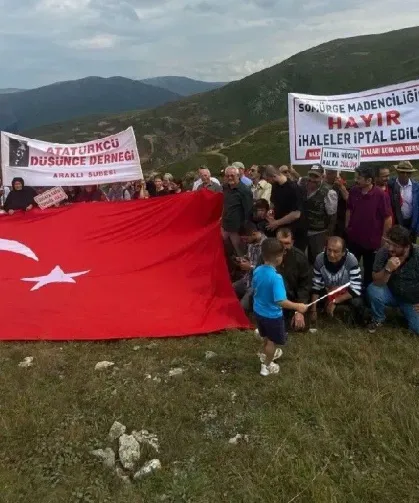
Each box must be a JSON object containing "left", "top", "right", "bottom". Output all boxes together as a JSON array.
[
  {"left": 133, "top": 459, "right": 162, "bottom": 480},
  {"left": 205, "top": 351, "right": 217, "bottom": 360},
  {"left": 145, "top": 374, "right": 162, "bottom": 382},
  {"left": 90, "top": 448, "right": 116, "bottom": 468},
  {"left": 228, "top": 434, "right": 249, "bottom": 445},
  {"left": 18, "top": 357, "right": 33, "bottom": 368},
  {"left": 109, "top": 421, "right": 126, "bottom": 441},
  {"left": 119, "top": 434, "right": 141, "bottom": 471},
  {"left": 168, "top": 368, "right": 184, "bottom": 377},
  {"left": 132, "top": 430, "right": 160, "bottom": 452},
  {"left": 95, "top": 361, "right": 115, "bottom": 371}
]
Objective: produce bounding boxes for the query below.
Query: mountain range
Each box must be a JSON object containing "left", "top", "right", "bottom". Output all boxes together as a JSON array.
[
  {"left": 25, "top": 26, "right": 419, "bottom": 176},
  {"left": 139, "top": 76, "right": 227, "bottom": 96},
  {"left": 0, "top": 77, "right": 227, "bottom": 133},
  {"left": 0, "top": 77, "right": 225, "bottom": 98},
  {"left": 0, "top": 77, "right": 181, "bottom": 133}
]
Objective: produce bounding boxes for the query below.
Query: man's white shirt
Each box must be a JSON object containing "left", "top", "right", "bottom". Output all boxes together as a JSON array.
[{"left": 397, "top": 178, "right": 413, "bottom": 219}]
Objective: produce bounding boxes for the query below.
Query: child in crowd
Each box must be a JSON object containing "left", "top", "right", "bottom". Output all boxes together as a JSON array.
[
  {"left": 252, "top": 238, "right": 308, "bottom": 376},
  {"left": 252, "top": 199, "right": 277, "bottom": 237}
]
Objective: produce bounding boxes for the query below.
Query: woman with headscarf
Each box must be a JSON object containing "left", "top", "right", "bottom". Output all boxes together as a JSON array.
[
  {"left": 64, "top": 186, "right": 80, "bottom": 204},
  {"left": 76, "top": 185, "right": 107, "bottom": 203},
  {"left": 4, "top": 177, "right": 37, "bottom": 215}
]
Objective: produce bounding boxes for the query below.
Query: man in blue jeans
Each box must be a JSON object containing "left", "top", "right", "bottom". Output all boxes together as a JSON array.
[{"left": 368, "top": 225, "right": 419, "bottom": 334}]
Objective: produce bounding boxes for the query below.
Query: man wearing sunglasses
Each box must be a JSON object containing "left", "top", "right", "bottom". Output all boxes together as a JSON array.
[{"left": 248, "top": 165, "right": 271, "bottom": 204}]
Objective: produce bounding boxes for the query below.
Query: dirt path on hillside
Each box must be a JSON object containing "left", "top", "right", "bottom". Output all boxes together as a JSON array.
[{"left": 205, "top": 127, "right": 259, "bottom": 157}]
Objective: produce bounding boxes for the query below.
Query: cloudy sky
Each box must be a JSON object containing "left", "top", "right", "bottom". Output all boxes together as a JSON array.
[{"left": 0, "top": 0, "right": 417, "bottom": 88}]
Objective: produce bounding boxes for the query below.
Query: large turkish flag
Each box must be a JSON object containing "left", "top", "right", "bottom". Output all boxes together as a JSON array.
[{"left": 0, "top": 191, "right": 250, "bottom": 340}]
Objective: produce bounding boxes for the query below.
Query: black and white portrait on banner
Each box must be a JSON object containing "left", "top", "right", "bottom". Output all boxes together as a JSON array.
[{"left": 9, "top": 138, "right": 29, "bottom": 167}]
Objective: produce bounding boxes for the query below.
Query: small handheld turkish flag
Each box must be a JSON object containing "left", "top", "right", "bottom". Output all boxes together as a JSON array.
[{"left": 0, "top": 191, "right": 250, "bottom": 340}]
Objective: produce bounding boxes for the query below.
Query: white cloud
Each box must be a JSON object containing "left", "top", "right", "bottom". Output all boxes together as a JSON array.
[
  {"left": 0, "top": 0, "right": 417, "bottom": 87},
  {"left": 134, "top": 5, "right": 167, "bottom": 20},
  {"left": 234, "top": 18, "right": 275, "bottom": 28},
  {"left": 69, "top": 34, "right": 118, "bottom": 49},
  {"left": 229, "top": 59, "right": 283, "bottom": 78},
  {"left": 37, "top": 0, "right": 91, "bottom": 14}
]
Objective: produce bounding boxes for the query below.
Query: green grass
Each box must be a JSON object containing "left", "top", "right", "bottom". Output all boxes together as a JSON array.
[{"left": 1, "top": 323, "right": 418, "bottom": 502}]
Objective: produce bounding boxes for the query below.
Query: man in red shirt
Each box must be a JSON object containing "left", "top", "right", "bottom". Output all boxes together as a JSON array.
[{"left": 346, "top": 165, "right": 393, "bottom": 288}]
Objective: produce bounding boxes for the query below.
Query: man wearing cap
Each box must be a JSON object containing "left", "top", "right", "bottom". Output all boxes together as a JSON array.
[
  {"left": 231, "top": 161, "right": 252, "bottom": 187},
  {"left": 299, "top": 165, "right": 338, "bottom": 264},
  {"left": 388, "top": 161, "right": 419, "bottom": 242}
]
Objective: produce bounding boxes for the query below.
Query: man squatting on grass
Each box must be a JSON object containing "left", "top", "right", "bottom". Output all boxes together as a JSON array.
[{"left": 252, "top": 238, "right": 309, "bottom": 377}]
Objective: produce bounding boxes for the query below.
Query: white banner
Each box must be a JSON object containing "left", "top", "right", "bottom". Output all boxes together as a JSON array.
[
  {"left": 321, "top": 147, "right": 361, "bottom": 171},
  {"left": 34, "top": 187, "right": 68, "bottom": 209},
  {"left": 1, "top": 127, "right": 142, "bottom": 186},
  {"left": 288, "top": 80, "right": 419, "bottom": 165}
]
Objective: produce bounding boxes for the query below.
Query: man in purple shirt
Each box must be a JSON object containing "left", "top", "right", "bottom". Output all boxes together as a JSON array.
[{"left": 346, "top": 165, "right": 392, "bottom": 287}]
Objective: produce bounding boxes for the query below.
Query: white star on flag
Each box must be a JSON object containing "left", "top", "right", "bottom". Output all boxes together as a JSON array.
[{"left": 21, "top": 266, "right": 90, "bottom": 291}]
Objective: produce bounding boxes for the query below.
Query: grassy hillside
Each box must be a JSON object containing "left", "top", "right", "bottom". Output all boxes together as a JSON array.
[
  {"left": 140, "top": 76, "right": 227, "bottom": 96},
  {"left": 166, "top": 119, "right": 290, "bottom": 178},
  {"left": 1, "top": 323, "right": 418, "bottom": 502},
  {"left": 0, "top": 77, "right": 181, "bottom": 133},
  {"left": 27, "top": 26, "right": 419, "bottom": 174}
]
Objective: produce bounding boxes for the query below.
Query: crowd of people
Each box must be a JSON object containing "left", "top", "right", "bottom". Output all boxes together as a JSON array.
[
  {"left": 218, "top": 160, "right": 419, "bottom": 374},
  {"left": 0, "top": 172, "right": 185, "bottom": 210},
  {"left": 1, "top": 159, "right": 418, "bottom": 376}
]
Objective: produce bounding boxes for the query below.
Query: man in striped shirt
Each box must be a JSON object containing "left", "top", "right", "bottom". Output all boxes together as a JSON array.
[{"left": 310, "top": 236, "right": 365, "bottom": 324}]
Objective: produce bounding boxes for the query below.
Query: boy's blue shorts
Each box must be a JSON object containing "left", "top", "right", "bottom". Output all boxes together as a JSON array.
[{"left": 255, "top": 314, "right": 287, "bottom": 345}]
